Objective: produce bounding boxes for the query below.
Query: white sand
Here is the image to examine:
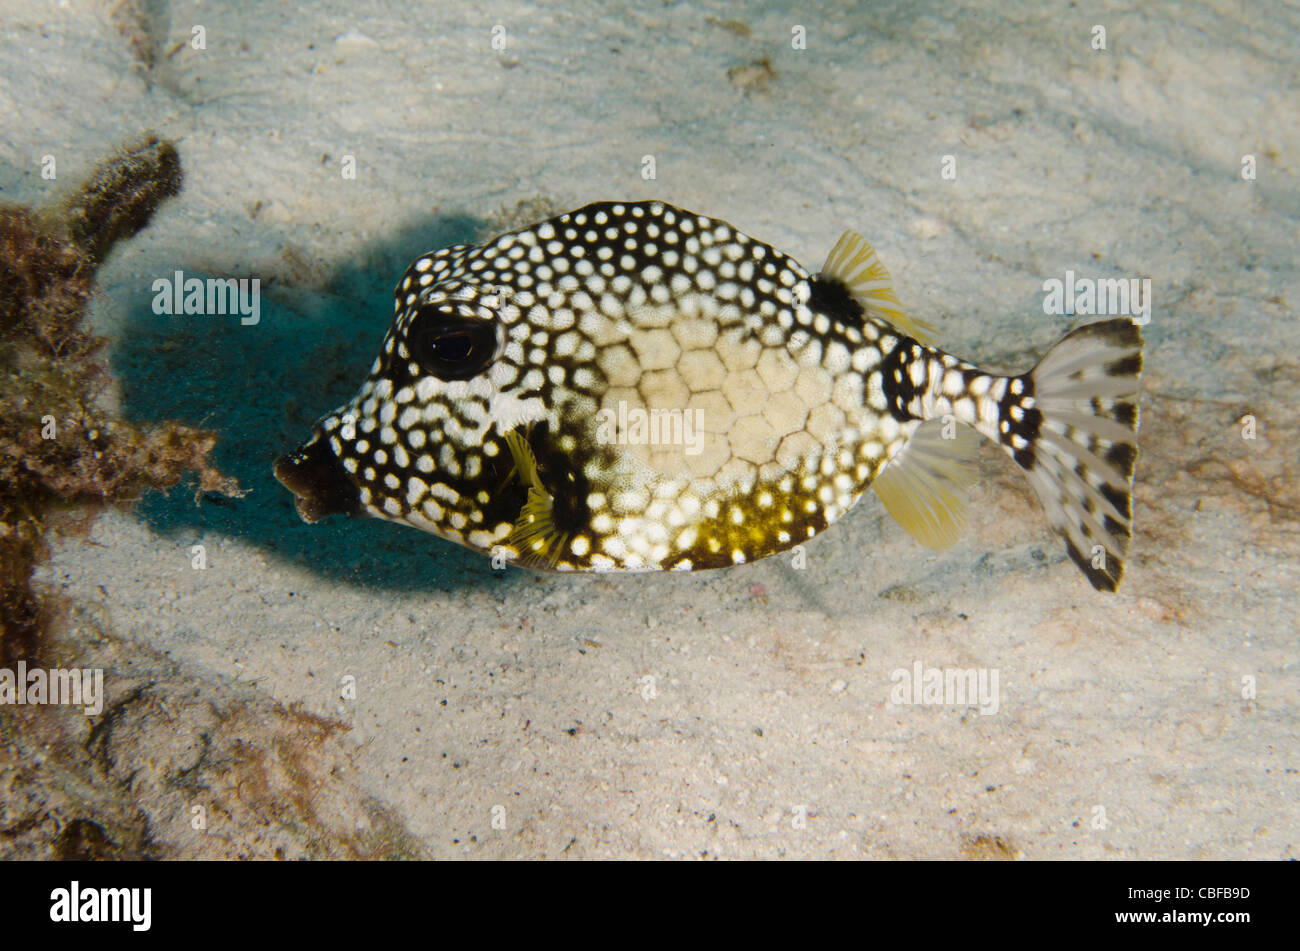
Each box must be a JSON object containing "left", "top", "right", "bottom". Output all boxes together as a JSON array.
[{"left": 4, "top": 0, "right": 1297, "bottom": 858}]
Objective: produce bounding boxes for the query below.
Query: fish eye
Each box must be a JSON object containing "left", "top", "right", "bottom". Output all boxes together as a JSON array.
[{"left": 408, "top": 304, "right": 498, "bottom": 380}]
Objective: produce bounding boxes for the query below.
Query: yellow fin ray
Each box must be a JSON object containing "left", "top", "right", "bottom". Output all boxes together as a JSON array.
[
  {"left": 822, "top": 230, "right": 936, "bottom": 344},
  {"left": 502, "top": 427, "right": 569, "bottom": 569},
  {"left": 872, "top": 418, "right": 980, "bottom": 549}
]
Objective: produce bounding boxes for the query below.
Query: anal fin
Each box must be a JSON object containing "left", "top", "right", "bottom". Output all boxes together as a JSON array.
[{"left": 872, "top": 418, "right": 980, "bottom": 549}]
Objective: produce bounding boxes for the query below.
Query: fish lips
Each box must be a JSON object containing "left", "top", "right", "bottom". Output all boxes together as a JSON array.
[{"left": 273, "top": 436, "right": 361, "bottom": 523}]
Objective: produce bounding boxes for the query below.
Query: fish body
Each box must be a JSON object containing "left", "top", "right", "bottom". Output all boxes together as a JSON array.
[{"left": 275, "top": 201, "right": 1143, "bottom": 590}]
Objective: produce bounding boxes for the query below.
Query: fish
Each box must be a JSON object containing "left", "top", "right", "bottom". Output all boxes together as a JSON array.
[{"left": 274, "top": 201, "right": 1143, "bottom": 590}]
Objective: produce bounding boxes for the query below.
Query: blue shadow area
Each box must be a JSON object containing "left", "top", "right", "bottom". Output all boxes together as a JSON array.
[{"left": 116, "top": 212, "right": 517, "bottom": 594}]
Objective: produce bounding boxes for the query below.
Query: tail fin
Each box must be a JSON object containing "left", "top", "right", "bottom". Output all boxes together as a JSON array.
[{"left": 999, "top": 319, "right": 1144, "bottom": 591}]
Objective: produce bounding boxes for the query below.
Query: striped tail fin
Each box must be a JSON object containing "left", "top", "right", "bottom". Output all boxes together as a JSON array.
[{"left": 997, "top": 319, "right": 1144, "bottom": 591}]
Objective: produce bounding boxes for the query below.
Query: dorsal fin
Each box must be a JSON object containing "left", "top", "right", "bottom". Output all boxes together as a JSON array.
[
  {"left": 822, "top": 230, "right": 936, "bottom": 344},
  {"left": 872, "top": 418, "right": 980, "bottom": 549}
]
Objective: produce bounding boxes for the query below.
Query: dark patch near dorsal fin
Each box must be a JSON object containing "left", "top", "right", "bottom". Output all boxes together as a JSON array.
[
  {"left": 807, "top": 274, "right": 865, "bottom": 323},
  {"left": 821, "top": 229, "right": 936, "bottom": 343}
]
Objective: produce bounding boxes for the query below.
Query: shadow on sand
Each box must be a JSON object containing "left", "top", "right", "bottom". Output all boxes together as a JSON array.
[{"left": 115, "top": 211, "right": 522, "bottom": 595}]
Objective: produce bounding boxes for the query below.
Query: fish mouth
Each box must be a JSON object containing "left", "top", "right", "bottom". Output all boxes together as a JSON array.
[{"left": 273, "top": 436, "right": 361, "bottom": 523}]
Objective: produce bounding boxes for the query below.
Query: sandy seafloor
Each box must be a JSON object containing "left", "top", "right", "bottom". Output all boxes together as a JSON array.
[{"left": 1, "top": 0, "right": 1297, "bottom": 859}]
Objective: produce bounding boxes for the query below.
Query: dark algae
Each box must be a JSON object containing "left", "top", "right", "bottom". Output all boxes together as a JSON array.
[{"left": 0, "top": 134, "right": 238, "bottom": 664}]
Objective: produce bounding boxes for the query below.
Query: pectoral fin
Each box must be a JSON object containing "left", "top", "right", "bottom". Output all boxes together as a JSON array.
[{"left": 502, "top": 427, "right": 570, "bottom": 569}]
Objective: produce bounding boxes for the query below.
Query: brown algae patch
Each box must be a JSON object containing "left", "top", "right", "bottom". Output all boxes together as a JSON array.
[{"left": 0, "top": 134, "right": 240, "bottom": 664}]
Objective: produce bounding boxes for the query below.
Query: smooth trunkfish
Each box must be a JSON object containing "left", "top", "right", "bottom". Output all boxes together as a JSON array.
[{"left": 275, "top": 201, "right": 1143, "bottom": 590}]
